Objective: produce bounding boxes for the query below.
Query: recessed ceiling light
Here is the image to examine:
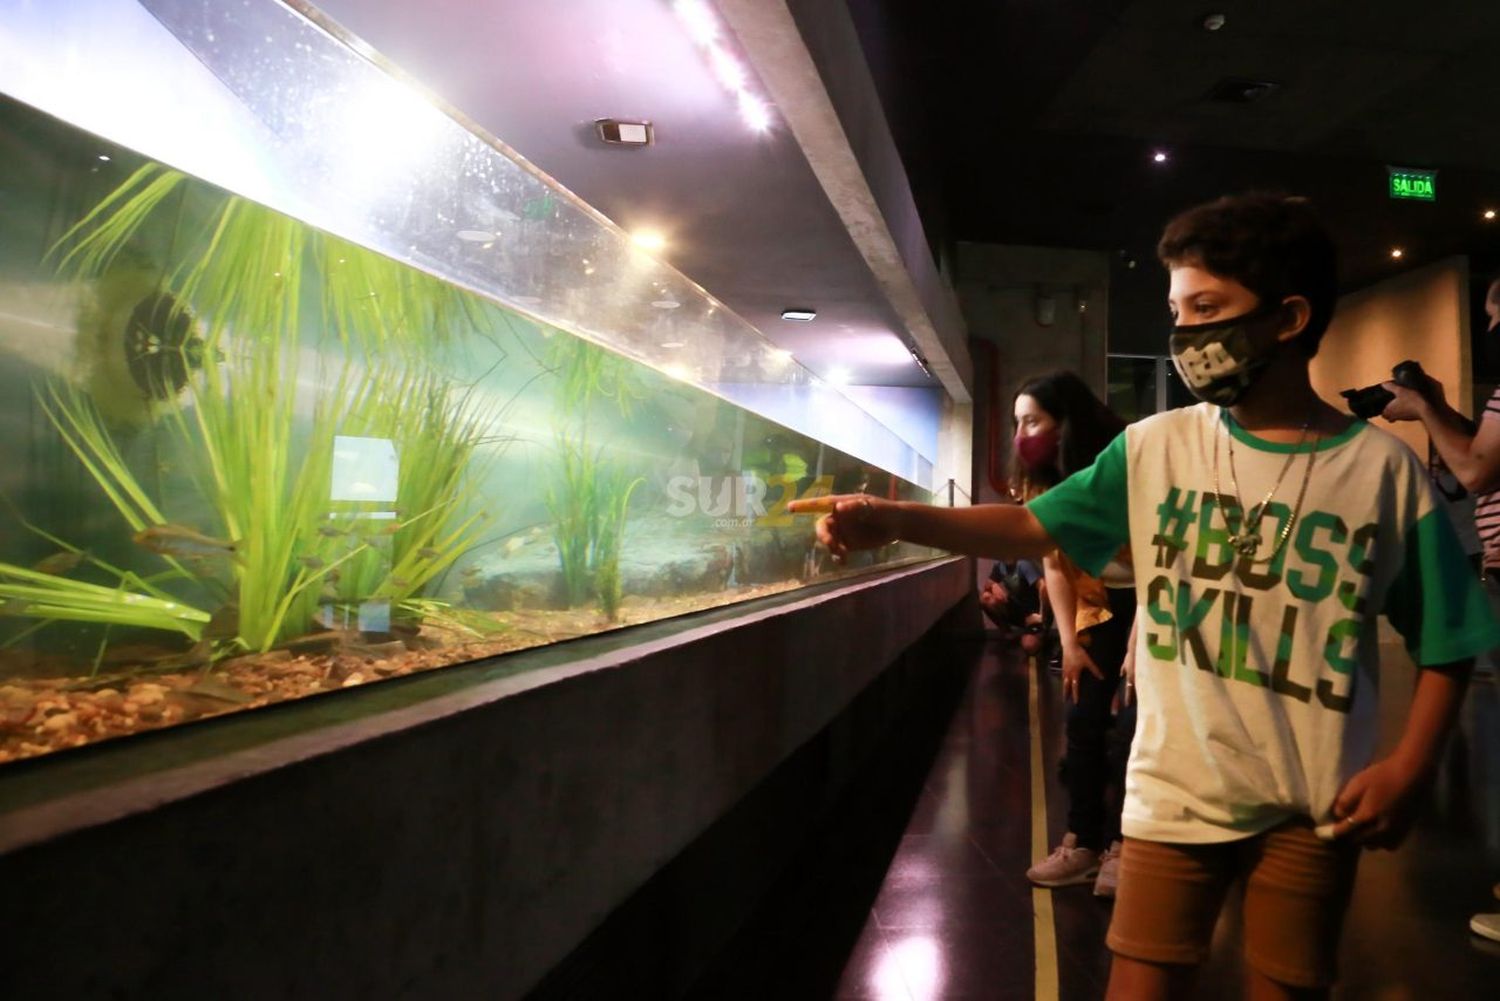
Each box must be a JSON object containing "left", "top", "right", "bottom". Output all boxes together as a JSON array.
[
  {"left": 595, "top": 119, "right": 653, "bottom": 146},
  {"left": 660, "top": 341, "right": 686, "bottom": 349},
  {"left": 1206, "top": 77, "right": 1281, "bottom": 103},
  {"left": 673, "top": 0, "right": 719, "bottom": 45},
  {"left": 1390, "top": 248, "right": 1404, "bottom": 259},
  {"left": 97, "top": 153, "right": 111, "bottom": 162},
  {"left": 708, "top": 46, "right": 747, "bottom": 92},
  {"left": 781, "top": 308, "right": 817, "bottom": 322},
  {"left": 1485, "top": 209, "right": 1497, "bottom": 221},
  {"left": 1152, "top": 150, "right": 1169, "bottom": 164},
  {"left": 456, "top": 229, "right": 497, "bottom": 243},
  {"left": 738, "top": 93, "right": 772, "bottom": 133},
  {"left": 651, "top": 299, "right": 681, "bottom": 310},
  {"left": 631, "top": 230, "right": 667, "bottom": 252}
]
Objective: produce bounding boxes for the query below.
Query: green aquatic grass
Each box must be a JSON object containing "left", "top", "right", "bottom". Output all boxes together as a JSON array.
[
  {"left": 544, "top": 338, "right": 646, "bottom": 616},
  {"left": 593, "top": 470, "right": 644, "bottom": 621},
  {"left": 36, "top": 162, "right": 502, "bottom": 654},
  {"left": 0, "top": 562, "right": 209, "bottom": 641},
  {"left": 336, "top": 364, "right": 501, "bottom": 614}
]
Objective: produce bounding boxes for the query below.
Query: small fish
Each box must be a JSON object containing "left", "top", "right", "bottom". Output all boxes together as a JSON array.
[
  {"left": 181, "top": 676, "right": 254, "bottom": 705},
  {"left": 502, "top": 536, "right": 527, "bottom": 556},
  {"left": 32, "top": 551, "right": 84, "bottom": 575},
  {"left": 134, "top": 524, "right": 237, "bottom": 559},
  {"left": 325, "top": 569, "right": 341, "bottom": 585},
  {"left": 297, "top": 555, "right": 326, "bottom": 571},
  {"left": 317, "top": 525, "right": 348, "bottom": 538},
  {"left": 417, "top": 547, "right": 441, "bottom": 560},
  {"left": 204, "top": 601, "right": 239, "bottom": 640},
  {"left": 460, "top": 565, "right": 484, "bottom": 580},
  {"left": 390, "top": 577, "right": 411, "bottom": 588}
]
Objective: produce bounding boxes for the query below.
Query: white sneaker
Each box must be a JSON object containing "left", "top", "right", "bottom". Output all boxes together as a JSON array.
[
  {"left": 1472, "top": 912, "right": 1500, "bottom": 943},
  {"left": 1026, "top": 832, "right": 1099, "bottom": 887},
  {"left": 1094, "top": 840, "right": 1123, "bottom": 898}
]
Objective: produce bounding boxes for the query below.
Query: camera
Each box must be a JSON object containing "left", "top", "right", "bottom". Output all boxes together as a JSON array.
[{"left": 1340, "top": 360, "right": 1427, "bottom": 419}]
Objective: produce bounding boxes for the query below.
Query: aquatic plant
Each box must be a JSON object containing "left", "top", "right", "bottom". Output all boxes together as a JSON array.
[
  {"left": 334, "top": 364, "right": 500, "bottom": 616},
  {"left": 543, "top": 338, "right": 646, "bottom": 617},
  {"left": 0, "top": 561, "right": 209, "bottom": 642},
  {"left": 592, "top": 468, "right": 644, "bottom": 621},
  {"left": 30, "top": 162, "right": 498, "bottom": 653}
]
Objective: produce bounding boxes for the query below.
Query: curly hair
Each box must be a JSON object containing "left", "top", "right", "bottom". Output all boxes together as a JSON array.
[
  {"left": 1157, "top": 192, "right": 1338, "bottom": 356},
  {"left": 1009, "top": 370, "right": 1125, "bottom": 498}
]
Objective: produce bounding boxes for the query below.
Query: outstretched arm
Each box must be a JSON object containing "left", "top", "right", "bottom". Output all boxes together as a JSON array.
[{"left": 786, "top": 495, "right": 1055, "bottom": 563}]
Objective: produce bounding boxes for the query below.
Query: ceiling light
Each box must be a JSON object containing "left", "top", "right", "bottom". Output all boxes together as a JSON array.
[
  {"left": 673, "top": 0, "right": 720, "bottom": 45},
  {"left": 826, "top": 367, "right": 852, "bottom": 385},
  {"left": 1152, "top": 150, "right": 1169, "bottom": 164},
  {"left": 651, "top": 299, "right": 681, "bottom": 310},
  {"left": 781, "top": 308, "right": 817, "bottom": 322},
  {"left": 1485, "top": 209, "right": 1497, "bottom": 221},
  {"left": 1206, "top": 77, "right": 1281, "bottom": 103},
  {"left": 738, "top": 93, "right": 772, "bottom": 132},
  {"left": 631, "top": 230, "right": 667, "bottom": 252},
  {"left": 660, "top": 341, "right": 686, "bottom": 349},
  {"left": 97, "top": 153, "right": 111, "bottom": 162},
  {"left": 708, "top": 46, "right": 747, "bottom": 92},
  {"left": 1201, "top": 13, "right": 1227, "bottom": 31},
  {"left": 456, "top": 229, "right": 496, "bottom": 243},
  {"left": 676, "top": 1, "right": 775, "bottom": 134},
  {"left": 1390, "top": 248, "right": 1404, "bottom": 259},
  {"left": 595, "top": 119, "right": 653, "bottom": 146}
]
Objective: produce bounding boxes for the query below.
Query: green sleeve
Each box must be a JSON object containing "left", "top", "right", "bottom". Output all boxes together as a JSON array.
[
  {"left": 1026, "top": 431, "right": 1130, "bottom": 576},
  {"left": 1384, "top": 508, "right": 1500, "bottom": 664}
]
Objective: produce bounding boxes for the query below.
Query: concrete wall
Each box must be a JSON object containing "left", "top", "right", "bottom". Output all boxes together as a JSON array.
[
  {"left": 955, "top": 243, "right": 1112, "bottom": 585},
  {"left": 1312, "top": 256, "right": 1472, "bottom": 457},
  {"left": 0, "top": 559, "right": 971, "bottom": 1000}
]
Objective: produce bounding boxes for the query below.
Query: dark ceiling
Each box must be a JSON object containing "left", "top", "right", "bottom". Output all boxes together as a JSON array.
[{"left": 846, "top": 0, "right": 1500, "bottom": 352}]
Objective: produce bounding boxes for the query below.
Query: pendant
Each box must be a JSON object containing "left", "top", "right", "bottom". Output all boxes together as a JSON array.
[{"left": 1229, "top": 532, "right": 1261, "bottom": 557}]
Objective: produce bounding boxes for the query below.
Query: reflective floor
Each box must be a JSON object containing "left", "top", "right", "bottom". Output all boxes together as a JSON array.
[{"left": 818, "top": 637, "right": 1500, "bottom": 999}]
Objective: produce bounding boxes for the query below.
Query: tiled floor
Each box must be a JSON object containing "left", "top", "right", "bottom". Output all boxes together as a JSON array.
[{"left": 826, "top": 638, "right": 1500, "bottom": 1000}]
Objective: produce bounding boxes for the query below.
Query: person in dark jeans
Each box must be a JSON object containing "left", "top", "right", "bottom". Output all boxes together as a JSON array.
[{"left": 1007, "top": 371, "right": 1136, "bottom": 896}]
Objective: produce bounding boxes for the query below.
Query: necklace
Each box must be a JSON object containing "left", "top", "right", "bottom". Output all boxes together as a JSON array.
[{"left": 1211, "top": 412, "right": 1320, "bottom": 565}]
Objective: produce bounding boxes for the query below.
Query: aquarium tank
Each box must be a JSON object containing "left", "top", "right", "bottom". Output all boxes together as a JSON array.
[{"left": 0, "top": 0, "right": 944, "bottom": 766}]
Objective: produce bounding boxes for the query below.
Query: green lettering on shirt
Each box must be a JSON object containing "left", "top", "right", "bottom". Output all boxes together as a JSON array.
[
  {"left": 1146, "top": 575, "right": 1177, "bottom": 660},
  {"left": 1192, "top": 492, "right": 1237, "bottom": 581},
  {"left": 1287, "top": 511, "right": 1347, "bottom": 603}
]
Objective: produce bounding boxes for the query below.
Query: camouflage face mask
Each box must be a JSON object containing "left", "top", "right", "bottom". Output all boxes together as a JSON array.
[{"left": 1168, "top": 303, "right": 1286, "bottom": 407}]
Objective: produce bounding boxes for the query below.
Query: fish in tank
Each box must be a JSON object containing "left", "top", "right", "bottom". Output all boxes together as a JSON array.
[{"left": 0, "top": 92, "right": 937, "bottom": 765}]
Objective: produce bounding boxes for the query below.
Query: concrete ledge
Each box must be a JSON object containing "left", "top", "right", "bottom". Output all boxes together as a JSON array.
[{"left": 1, "top": 557, "right": 970, "bottom": 1000}]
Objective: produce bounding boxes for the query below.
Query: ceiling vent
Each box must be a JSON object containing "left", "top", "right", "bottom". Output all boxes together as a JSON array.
[{"left": 1206, "top": 78, "right": 1281, "bottom": 104}]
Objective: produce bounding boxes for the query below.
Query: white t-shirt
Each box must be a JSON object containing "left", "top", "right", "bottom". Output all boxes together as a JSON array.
[{"left": 1029, "top": 403, "right": 1499, "bottom": 843}]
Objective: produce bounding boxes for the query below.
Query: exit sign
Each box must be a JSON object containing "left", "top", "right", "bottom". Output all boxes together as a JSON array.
[{"left": 1388, "top": 167, "right": 1436, "bottom": 201}]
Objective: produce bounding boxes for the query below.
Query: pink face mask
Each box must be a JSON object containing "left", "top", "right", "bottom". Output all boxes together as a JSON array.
[{"left": 1014, "top": 428, "right": 1060, "bottom": 471}]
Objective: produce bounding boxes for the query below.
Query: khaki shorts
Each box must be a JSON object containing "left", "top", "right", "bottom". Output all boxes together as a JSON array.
[{"left": 1106, "top": 820, "right": 1360, "bottom": 989}]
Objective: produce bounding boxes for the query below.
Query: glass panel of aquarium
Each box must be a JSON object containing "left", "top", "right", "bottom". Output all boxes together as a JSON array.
[
  {"left": 0, "top": 15, "right": 940, "bottom": 765},
  {"left": 0, "top": 0, "right": 937, "bottom": 488}
]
